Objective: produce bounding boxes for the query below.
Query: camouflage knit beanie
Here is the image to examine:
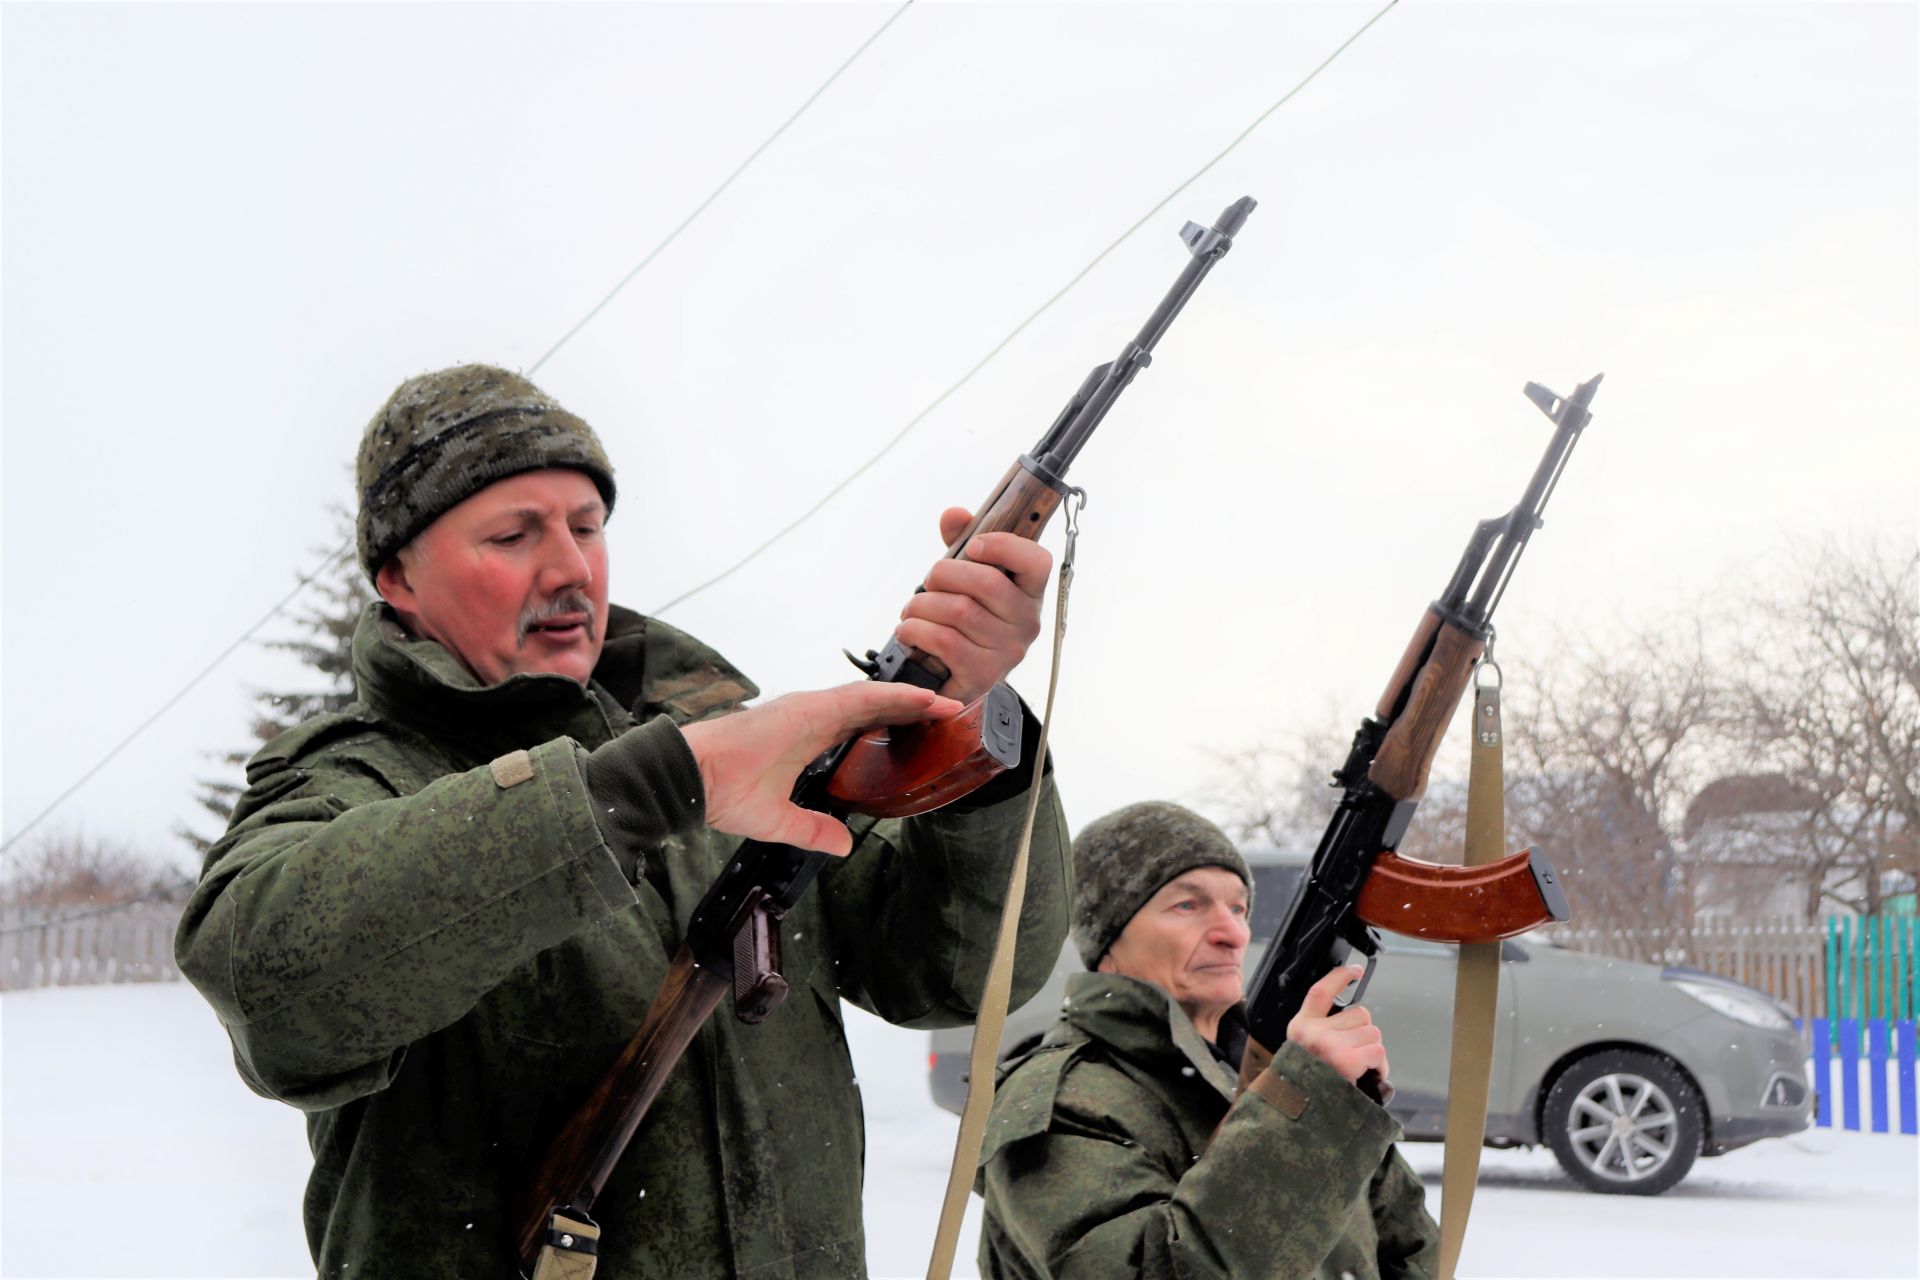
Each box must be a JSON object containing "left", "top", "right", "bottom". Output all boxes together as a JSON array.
[
  {"left": 356, "top": 364, "right": 617, "bottom": 579},
  {"left": 1071, "top": 801, "right": 1252, "bottom": 968}
]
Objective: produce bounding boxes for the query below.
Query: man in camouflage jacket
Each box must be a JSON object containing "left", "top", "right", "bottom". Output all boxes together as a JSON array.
[
  {"left": 176, "top": 364, "right": 1070, "bottom": 1278},
  {"left": 977, "top": 803, "right": 1436, "bottom": 1280}
]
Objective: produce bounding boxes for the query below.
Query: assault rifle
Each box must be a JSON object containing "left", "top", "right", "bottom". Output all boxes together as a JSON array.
[
  {"left": 514, "top": 195, "right": 1258, "bottom": 1273},
  {"left": 1236, "top": 375, "right": 1600, "bottom": 1099}
]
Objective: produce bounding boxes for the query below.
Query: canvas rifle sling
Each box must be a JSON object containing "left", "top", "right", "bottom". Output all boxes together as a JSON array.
[
  {"left": 1437, "top": 657, "right": 1506, "bottom": 1280},
  {"left": 926, "top": 490, "right": 1083, "bottom": 1280},
  {"left": 530, "top": 1209, "right": 600, "bottom": 1280}
]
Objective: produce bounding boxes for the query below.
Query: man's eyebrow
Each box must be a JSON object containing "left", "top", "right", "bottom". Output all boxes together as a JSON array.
[
  {"left": 489, "top": 502, "right": 606, "bottom": 525},
  {"left": 1164, "top": 876, "right": 1246, "bottom": 901}
]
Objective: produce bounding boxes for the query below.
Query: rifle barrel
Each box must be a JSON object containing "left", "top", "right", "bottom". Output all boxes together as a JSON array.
[
  {"left": 1032, "top": 196, "right": 1256, "bottom": 474},
  {"left": 1465, "top": 373, "right": 1602, "bottom": 622}
]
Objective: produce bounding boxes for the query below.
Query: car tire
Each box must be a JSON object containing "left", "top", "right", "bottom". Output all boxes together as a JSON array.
[{"left": 1542, "top": 1048, "right": 1703, "bottom": 1195}]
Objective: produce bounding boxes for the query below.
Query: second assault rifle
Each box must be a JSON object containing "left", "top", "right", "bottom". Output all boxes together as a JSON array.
[
  {"left": 1236, "top": 375, "right": 1601, "bottom": 1098},
  {"left": 513, "top": 196, "right": 1259, "bottom": 1273}
]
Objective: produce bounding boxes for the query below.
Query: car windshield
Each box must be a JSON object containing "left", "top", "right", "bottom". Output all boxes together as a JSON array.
[{"left": 1249, "top": 864, "right": 1303, "bottom": 945}]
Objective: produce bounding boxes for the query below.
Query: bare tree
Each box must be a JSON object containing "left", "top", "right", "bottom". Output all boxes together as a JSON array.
[
  {"left": 1727, "top": 540, "right": 1919, "bottom": 916},
  {"left": 1198, "top": 718, "right": 1354, "bottom": 854},
  {"left": 1, "top": 828, "right": 190, "bottom": 909},
  {"left": 1198, "top": 708, "right": 1474, "bottom": 867},
  {"left": 1502, "top": 623, "right": 1725, "bottom": 949}
]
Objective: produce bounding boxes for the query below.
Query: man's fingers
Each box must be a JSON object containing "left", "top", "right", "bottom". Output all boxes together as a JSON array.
[
  {"left": 1289, "top": 966, "right": 1390, "bottom": 1087},
  {"left": 951, "top": 532, "right": 1052, "bottom": 597},
  {"left": 805, "top": 682, "right": 962, "bottom": 740},
  {"left": 1298, "top": 965, "right": 1365, "bottom": 1021},
  {"left": 1355, "top": 1044, "right": 1390, "bottom": 1083},
  {"left": 1321, "top": 1005, "right": 1375, "bottom": 1033},
  {"left": 917, "top": 556, "right": 1047, "bottom": 628},
  {"left": 897, "top": 595, "right": 1014, "bottom": 657},
  {"left": 775, "top": 809, "right": 856, "bottom": 858},
  {"left": 931, "top": 505, "right": 1052, "bottom": 593},
  {"left": 685, "top": 682, "right": 964, "bottom": 851},
  {"left": 937, "top": 506, "right": 975, "bottom": 549}
]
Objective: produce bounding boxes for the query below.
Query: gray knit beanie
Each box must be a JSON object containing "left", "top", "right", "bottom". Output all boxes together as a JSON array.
[
  {"left": 1071, "top": 801, "right": 1253, "bottom": 968},
  {"left": 356, "top": 364, "right": 617, "bottom": 579}
]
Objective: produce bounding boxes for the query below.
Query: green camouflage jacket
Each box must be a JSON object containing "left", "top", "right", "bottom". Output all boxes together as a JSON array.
[
  {"left": 977, "top": 971, "right": 1437, "bottom": 1280},
  {"left": 177, "top": 602, "right": 1069, "bottom": 1279}
]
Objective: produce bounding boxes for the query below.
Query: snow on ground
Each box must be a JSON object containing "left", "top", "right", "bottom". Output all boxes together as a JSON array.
[{"left": 3, "top": 983, "right": 1916, "bottom": 1279}]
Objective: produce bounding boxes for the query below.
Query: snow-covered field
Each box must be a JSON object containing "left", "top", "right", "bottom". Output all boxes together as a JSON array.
[{"left": 2, "top": 983, "right": 1915, "bottom": 1279}]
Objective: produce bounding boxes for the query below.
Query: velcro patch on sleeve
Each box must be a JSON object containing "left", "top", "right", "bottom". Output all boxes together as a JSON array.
[
  {"left": 1249, "top": 1068, "right": 1311, "bottom": 1120},
  {"left": 490, "top": 749, "right": 536, "bottom": 789},
  {"left": 653, "top": 672, "right": 757, "bottom": 722}
]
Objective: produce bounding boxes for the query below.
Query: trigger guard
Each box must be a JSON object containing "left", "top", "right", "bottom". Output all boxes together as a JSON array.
[{"left": 1327, "top": 935, "right": 1380, "bottom": 1009}]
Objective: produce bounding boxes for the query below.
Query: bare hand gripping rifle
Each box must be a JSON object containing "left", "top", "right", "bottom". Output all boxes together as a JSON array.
[
  {"left": 514, "top": 196, "right": 1259, "bottom": 1273},
  {"left": 1236, "top": 375, "right": 1601, "bottom": 1100}
]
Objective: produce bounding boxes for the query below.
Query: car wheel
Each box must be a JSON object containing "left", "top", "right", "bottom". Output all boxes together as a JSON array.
[{"left": 1542, "top": 1049, "right": 1703, "bottom": 1195}]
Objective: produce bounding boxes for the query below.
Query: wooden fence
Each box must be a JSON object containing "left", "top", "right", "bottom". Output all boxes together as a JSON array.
[
  {"left": 1548, "top": 918, "right": 1830, "bottom": 1016},
  {"left": 0, "top": 902, "right": 185, "bottom": 991},
  {"left": 1546, "top": 913, "right": 1919, "bottom": 1025}
]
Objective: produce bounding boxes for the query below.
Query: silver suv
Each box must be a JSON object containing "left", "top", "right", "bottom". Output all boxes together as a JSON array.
[{"left": 930, "top": 852, "right": 1813, "bottom": 1195}]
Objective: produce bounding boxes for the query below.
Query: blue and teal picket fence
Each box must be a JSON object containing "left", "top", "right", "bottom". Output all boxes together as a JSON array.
[
  {"left": 1801, "top": 916, "right": 1916, "bottom": 1134},
  {"left": 1806, "top": 1015, "right": 1918, "bottom": 1134},
  {"left": 1823, "top": 914, "right": 1917, "bottom": 1048}
]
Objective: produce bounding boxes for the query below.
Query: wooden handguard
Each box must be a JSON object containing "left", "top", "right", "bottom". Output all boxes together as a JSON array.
[
  {"left": 1356, "top": 848, "right": 1568, "bottom": 943},
  {"left": 825, "top": 689, "right": 1017, "bottom": 818},
  {"left": 513, "top": 951, "right": 730, "bottom": 1271},
  {"left": 891, "top": 459, "right": 1069, "bottom": 687},
  {"left": 1369, "top": 610, "right": 1486, "bottom": 801}
]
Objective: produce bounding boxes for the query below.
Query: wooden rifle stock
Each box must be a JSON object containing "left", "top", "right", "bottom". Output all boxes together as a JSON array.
[{"left": 513, "top": 949, "right": 729, "bottom": 1270}]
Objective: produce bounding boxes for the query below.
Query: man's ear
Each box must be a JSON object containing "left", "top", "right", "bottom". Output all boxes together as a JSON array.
[{"left": 374, "top": 556, "right": 416, "bottom": 612}]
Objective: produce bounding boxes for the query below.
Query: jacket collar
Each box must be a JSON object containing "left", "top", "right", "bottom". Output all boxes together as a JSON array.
[
  {"left": 349, "top": 601, "right": 759, "bottom": 761},
  {"left": 1056, "top": 970, "right": 1241, "bottom": 1102}
]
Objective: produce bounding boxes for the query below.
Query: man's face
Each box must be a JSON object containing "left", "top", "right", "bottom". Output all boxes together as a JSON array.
[
  {"left": 375, "top": 468, "right": 610, "bottom": 686},
  {"left": 1098, "top": 866, "right": 1251, "bottom": 1026}
]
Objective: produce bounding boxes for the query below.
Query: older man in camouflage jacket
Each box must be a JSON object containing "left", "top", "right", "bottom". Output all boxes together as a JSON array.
[
  {"left": 175, "top": 364, "right": 1070, "bottom": 1278},
  {"left": 977, "top": 802, "right": 1437, "bottom": 1280}
]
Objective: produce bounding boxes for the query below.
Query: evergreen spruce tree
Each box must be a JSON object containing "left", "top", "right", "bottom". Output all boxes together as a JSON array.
[{"left": 180, "top": 507, "right": 370, "bottom": 854}]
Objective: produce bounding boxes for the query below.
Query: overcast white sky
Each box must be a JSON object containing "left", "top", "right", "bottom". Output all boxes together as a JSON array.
[{"left": 3, "top": 0, "right": 1915, "bottom": 869}]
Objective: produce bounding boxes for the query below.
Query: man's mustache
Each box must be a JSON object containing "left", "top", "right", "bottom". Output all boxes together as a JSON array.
[{"left": 517, "top": 593, "right": 598, "bottom": 647}]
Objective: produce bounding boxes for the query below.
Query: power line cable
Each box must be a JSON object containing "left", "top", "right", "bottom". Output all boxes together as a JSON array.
[
  {"left": 0, "top": 546, "right": 354, "bottom": 855},
  {"left": 648, "top": 0, "right": 1401, "bottom": 615},
  {"left": 528, "top": 0, "right": 914, "bottom": 375},
  {"left": 0, "top": 4, "right": 914, "bottom": 854}
]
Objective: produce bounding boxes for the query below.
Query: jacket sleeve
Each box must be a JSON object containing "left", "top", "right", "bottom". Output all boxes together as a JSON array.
[
  {"left": 173, "top": 719, "right": 701, "bottom": 1110},
  {"left": 982, "top": 1042, "right": 1404, "bottom": 1280},
  {"left": 815, "top": 704, "right": 1071, "bottom": 1029},
  {"left": 1369, "top": 1147, "right": 1440, "bottom": 1279}
]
